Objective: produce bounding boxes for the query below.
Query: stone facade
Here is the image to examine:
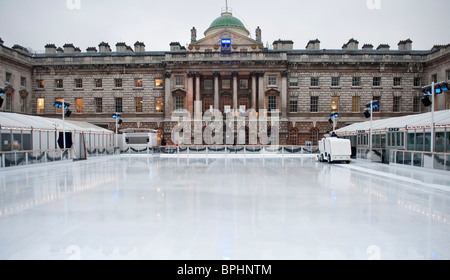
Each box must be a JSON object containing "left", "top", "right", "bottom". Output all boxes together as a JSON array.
[{"left": 0, "top": 10, "right": 449, "bottom": 146}]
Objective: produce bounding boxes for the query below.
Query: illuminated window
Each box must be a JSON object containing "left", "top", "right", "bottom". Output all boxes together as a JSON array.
[
  {"left": 331, "top": 96, "right": 339, "bottom": 111},
  {"left": 352, "top": 96, "right": 360, "bottom": 112},
  {"left": 37, "top": 80, "right": 44, "bottom": 89},
  {"left": 155, "top": 79, "right": 163, "bottom": 87},
  {"left": 75, "top": 98, "right": 83, "bottom": 113},
  {"left": 95, "top": 98, "right": 102, "bottom": 113},
  {"left": 135, "top": 78, "right": 143, "bottom": 88},
  {"left": 135, "top": 97, "right": 143, "bottom": 112},
  {"left": 95, "top": 79, "right": 102, "bottom": 88},
  {"left": 155, "top": 98, "right": 164, "bottom": 113},
  {"left": 37, "top": 98, "right": 45, "bottom": 114},
  {"left": 204, "top": 98, "right": 213, "bottom": 112},
  {"left": 55, "top": 98, "right": 63, "bottom": 114},
  {"left": 55, "top": 79, "right": 63, "bottom": 88}
]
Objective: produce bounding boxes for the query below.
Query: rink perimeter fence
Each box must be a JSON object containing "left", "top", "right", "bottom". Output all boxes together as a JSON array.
[{"left": 0, "top": 145, "right": 319, "bottom": 169}]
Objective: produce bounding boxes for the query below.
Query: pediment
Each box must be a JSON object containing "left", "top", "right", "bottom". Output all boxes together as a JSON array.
[{"left": 191, "top": 29, "right": 261, "bottom": 48}]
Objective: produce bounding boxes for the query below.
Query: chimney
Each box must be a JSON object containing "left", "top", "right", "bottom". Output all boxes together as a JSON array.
[
  {"left": 170, "top": 42, "right": 182, "bottom": 52},
  {"left": 12, "top": 44, "right": 29, "bottom": 53},
  {"left": 134, "top": 41, "right": 146, "bottom": 52},
  {"left": 99, "top": 42, "right": 111, "bottom": 52},
  {"left": 306, "top": 39, "right": 320, "bottom": 50},
  {"left": 86, "top": 47, "right": 97, "bottom": 53},
  {"left": 57, "top": 47, "right": 64, "bottom": 54},
  {"left": 63, "top": 43, "right": 75, "bottom": 53},
  {"left": 376, "top": 44, "right": 390, "bottom": 51},
  {"left": 398, "top": 39, "right": 412, "bottom": 51},
  {"left": 45, "top": 44, "right": 57, "bottom": 54},
  {"left": 362, "top": 44, "right": 374, "bottom": 50},
  {"left": 342, "top": 38, "right": 359, "bottom": 50},
  {"left": 273, "top": 40, "right": 294, "bottom": 50},
  {"left": 0, "top": 38, "right": 4, "bottom": 46},
  {"left": 74, "top": 47, "right": 81, "bottom": 53},
  {"left": 116, "top": 42, "right": 128, "bottom": 52},
  {"left": 191, "top": 27, "right": 197, "bottom": 43}
]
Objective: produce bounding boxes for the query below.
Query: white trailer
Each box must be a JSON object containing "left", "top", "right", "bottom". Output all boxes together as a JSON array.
[
  {"left": 121, "top": 129, "right": 159, "bottom": 148},
  {"left": 318, "top": 137, "right": 352, "bottom": 163}
]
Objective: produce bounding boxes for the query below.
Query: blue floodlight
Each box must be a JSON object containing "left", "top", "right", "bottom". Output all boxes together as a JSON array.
[{"left": 0, "top": 88, "right": 4, "bottom": 96}]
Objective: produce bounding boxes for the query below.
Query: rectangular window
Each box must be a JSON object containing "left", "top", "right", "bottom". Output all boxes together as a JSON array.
[
  {"left": 240, "top": 79, "right": 248, "bottom": 89},
  {"left": 393, "top": 96, "right": 401, "bottom": 112},
  {"left": 5, "top": 72, "right": 12, "bottom": 83},
  {"left": 95, "top": 98, "right": 102, "bottom": 113},
  {"left": 75, "top": 79, "right": 83, "bottom": 88},
  {"left": 115, "top": 98, "right": 123, "bottom": 113},
  {"left": 115, "top": 78, "right": 123, "bottom": 88},
  {"left": 175, "top": 76, "right": 184, "bottom": 87},
  {"left": 5, "top": 95, "right": 12, "bottom": 111},
  {"left": 204, "top": 98, "right": 213, "bottom": 112},
  {"left": 21, "top": 77, "right": 26, "bottom": 87},
  {"left": 352, "top": 96, "right": 360, "bottom": 112},
  {"left": 331, "top": 96, "right": 339, "bottom": 112},
  {"left": 221, "top": 97, "right": 231, "bottom": 113},
  {"left": 373, "top": 96, "right": 381, "bottom": 112},
  {"left": 394, "top": 77, "right": 402, "bottom": 87},
  {"left": 432, "top": 74, "right": 437, "bottom": 83},
  {"left": 310, "top": 96, "right": 319, "bottom": 112},
  {"left": 413, "top": 96, "right": 421, "bottom": 112},
  {"left": 55, "top": 79, "right": 64, "bottom": 88},
  {"left": 268, "top": 96, "right": 277, "bottom": 111},
  {"left": 204, "top": 80, "right": 213, "bottom": 90},
  {"left": 331, "top": 77, "right": 340, "bottom": 87},
  {"left": 20, "top": 97, "right": 26, "bottom": 113},
  {"left": 135, "top": 78, "right": 143, "bottom": 88},
  {"left": 135, "top": 97, "right": 143, "bottom": 112},
  {"left": 268, "top": 76, "right": 277, "bottom": 86},
  {"left": 289, "top": 99, "right": 298, "bottom": 113},
  {"left": 95, "top": 79, "right": 103, "bottom": 88},
  {"left": 289, "top": 77, "right": 298, "bottom": 87},
  {"left": 373, "top": 77, "right": 381, "bottom": 87},
  {"left": 37, "top": 98, "right": 45, "bottom": 114},
  {"left": 239, "top": 98, "right": 248, "bottom": 113},
  {"left": 222, "top": 79, "right": 231, "bottom": 90},
  {"left": 155, "top": 78, "right": 163, "bottom": 87},
  {"left": 175, "top": 96, "right": 184, "bottom": 110},
  {"left": 37, "top": 80, "right": 44, "bottom": 89},
  {"left": 352, "top": 77, "right": 361, "bottom": 87},
  {"left": 75, "top": 98, "right": 83, "bottom": 113},
  {"left": 414, "top": 77, "right": 421, "bottom": 87},
  {"left": 155, "top": 97, "right": 164, "bottom": 113},
  {"left": 311, "top": 77, "right": 319, "bottom": 87},
  {"left": 447, "top": 71, "right": 450, "bottom": 81}
]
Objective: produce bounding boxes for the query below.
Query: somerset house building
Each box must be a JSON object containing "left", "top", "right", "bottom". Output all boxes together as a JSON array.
[{"left": 1, "top": 8, "right": 449, "bottom": 146}]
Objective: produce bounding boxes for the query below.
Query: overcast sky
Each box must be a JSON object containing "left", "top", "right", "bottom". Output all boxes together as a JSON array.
[{"left": 0, "top": 0, "right": 448, "bottom": 53}]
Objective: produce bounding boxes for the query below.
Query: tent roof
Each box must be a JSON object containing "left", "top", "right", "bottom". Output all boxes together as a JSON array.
[
  {"left": 336, "top": 109, "right": 450, "bottom": 134},
  {"left": 0, "top": 112, "right": 112, "bottom": 133}
]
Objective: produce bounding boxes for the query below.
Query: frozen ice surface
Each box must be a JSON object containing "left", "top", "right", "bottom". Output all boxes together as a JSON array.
[{"left": 0, "top": 156, "right": 449, "bottom": 260}]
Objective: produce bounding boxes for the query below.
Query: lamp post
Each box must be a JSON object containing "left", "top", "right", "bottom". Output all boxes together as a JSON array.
[
  {"left": 112, "top": 113, "right": 122, "bottom": 147},
  {"left": 364, "top": 100, "right": 379, "bottom": 151},
  {"left": 54, "top": 100, "right": 71, "bottom": 150}
]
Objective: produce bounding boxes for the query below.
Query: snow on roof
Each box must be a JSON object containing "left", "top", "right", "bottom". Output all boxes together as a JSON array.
[
  {"left": 0, "top": 112, "right": 112, "bottom": 133},
  {"left": 336, "top": 109, "right": 450, "bottom": 134}
]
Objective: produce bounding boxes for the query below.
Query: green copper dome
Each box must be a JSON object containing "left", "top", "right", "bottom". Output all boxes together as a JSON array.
[{"left": 205, "top": 12, "right": 249, "bottom": 36}]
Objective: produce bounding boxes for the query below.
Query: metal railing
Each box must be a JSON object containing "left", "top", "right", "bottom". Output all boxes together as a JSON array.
[
  {"left": 0, "top": 148, "right": 73, "bottom": 168},
  {"left": 390, "top": 150, "right": 450, "bottom": 171}
]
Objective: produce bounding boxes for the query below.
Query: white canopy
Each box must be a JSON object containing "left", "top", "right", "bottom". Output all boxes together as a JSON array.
[
  {"left": 336, "top": 109, "right": 450, "bottom": 134},
  {"left": 0, "top": 112, "right": 112, "bottom": 134}
]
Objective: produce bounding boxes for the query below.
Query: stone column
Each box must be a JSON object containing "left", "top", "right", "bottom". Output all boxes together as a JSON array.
[
  {"left": 164, "top": 72, "right": 172, "bottom": 118},
  {"left": 232, "top": 71, "right": 238, "bottom": 112},
  {"left": 187, "top": 73, "right": 194, "bottom": 117},
  {"left": 281, "top": 71, "right": 288, "bottom": 118},
  {"left": 258, "top": 72, "right": 265, "bottom": 111},
  {"left": 214, "top": 72, "right": 220, "bottom": 110},
  {"left": 195, "top": 74, "right": 201, "bottom": 116},
  {"left": 251, "top": 72, "right": 257, "bottom": 110}
]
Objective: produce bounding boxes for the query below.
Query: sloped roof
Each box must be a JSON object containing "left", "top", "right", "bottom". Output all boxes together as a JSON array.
[
  {"left": 336, "top": 110, "right": 450, "bottom": 134},
  {"left": 0, "top": 112, "right": 112, "bottom": 133}
]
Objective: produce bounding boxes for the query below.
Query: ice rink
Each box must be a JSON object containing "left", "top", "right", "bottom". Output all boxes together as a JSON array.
[{"left": 0, "top": 156, "right": 449, "bottom": 260}]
